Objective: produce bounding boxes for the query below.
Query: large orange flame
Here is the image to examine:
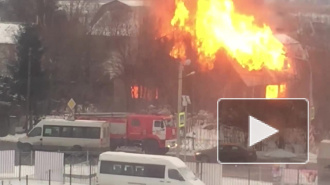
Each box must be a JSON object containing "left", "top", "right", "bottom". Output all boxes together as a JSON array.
[{"left": 167, "top": 0, "right": 288, "bottom": 71}]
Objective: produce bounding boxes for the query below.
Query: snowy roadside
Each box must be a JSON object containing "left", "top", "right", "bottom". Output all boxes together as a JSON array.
[
  {"left": 0, "top": 134, "right": 25, "bottom": 143},
  {"left": 0, "top": 165, "right": 97, "bottom": 179},
  {"left": 0, "top": 179, "right": 88, "bottom": 185},
  {"left": 0, "top": 177, "right": 273, "bottom": 185}
]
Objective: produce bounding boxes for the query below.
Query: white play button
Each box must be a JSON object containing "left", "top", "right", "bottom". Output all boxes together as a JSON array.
[{"left": 249, "top": 116, "right": 279, "bottom": 147}]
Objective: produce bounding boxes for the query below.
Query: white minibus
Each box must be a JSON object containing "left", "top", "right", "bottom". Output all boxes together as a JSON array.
[
  {"left": 17, "top": 118, "right": 110, "bottom": 152},
  {"left": 97, "top": 152, "right": 205, "bottom": 185}
]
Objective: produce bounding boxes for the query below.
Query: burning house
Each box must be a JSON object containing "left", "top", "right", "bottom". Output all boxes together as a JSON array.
[
  {"left": 85, "top": 0, "right": 313, "bottom": 113},
  {"left": 222, "top": 33, "right": 310, "bottom": 100},
  {"left": 160, "top": 0, "right": 312, "bottom": 103}
]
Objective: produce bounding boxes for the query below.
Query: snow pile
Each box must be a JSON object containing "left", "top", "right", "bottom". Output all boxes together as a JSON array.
[
  {"left": 0, "top": 134, "right": 26, "bottom": 143},
  {"left": 0, "top": 23, "right": 21, "bottom": 44},
  {"left": 309, "top": 152, "right": 317, "bottom": 164}
]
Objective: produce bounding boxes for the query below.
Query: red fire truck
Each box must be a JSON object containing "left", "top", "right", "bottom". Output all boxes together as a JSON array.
[{"left": 75, "top": 112, "right": 177, "bottom": 154}]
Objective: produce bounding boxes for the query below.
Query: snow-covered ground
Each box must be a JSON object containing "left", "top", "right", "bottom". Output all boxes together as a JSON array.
[
  {"left": 0, "top": 164, "right": 97, "bottom": 179},
  {"left": 0, "top": 162, "right": 316, "bottom": 185},
  {"left": 0, "top": 179, "right": 86, "bottom": 185},
  {"left": 222, "top": 177, "right": 273, "bottom": 185},
  {"left": 0, "top": 177, "right": 273, "bottom": 185},
  {"left": 0, "top": 134, "right": 25, "bottom": 143}
]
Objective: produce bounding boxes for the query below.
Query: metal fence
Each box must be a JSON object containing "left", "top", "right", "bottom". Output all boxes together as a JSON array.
[
  {"left": 0, "top": 150, "right": 318, "bottom": 185},
  {"left": 0, "top": 150, "right": 98, "bottom": 185},
  {"left": 185, "top": 162, "right": 317, "bottom": 185}
]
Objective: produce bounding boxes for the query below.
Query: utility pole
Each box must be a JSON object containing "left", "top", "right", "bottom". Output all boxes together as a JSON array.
[
  {"left": 26, "top": 48, "right": 32, "bottom": 132},
  {"left": 183, "top": 105, "right": 187, "bottom": 162},
  {"left": 176, "top": 62, "right": 183, "bottom": 157}
]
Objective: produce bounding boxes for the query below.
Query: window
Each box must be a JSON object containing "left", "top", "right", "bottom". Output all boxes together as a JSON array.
[
  {"left": 135, "top": 165, "right": 144, "bottom": 176},
  {"left": 61, "top": 127, "right": 72, "bottom": 137},
  {"left": 144, "top": 164, "right": 165, "bottom": 178},
  {"left": 123, "top": 165, "right": 134, "bottom": 175},
  {"left": 154, "top": 120, "right": 162, "bottom": 127},
  {"left": 87, "top": 127, "right": 100, "bottom": 139},
  {"left": 131, "top": 119, "right": 140, "bottom": 126},
  {"left": 154, "top": 120, "right": 165, "bottom": 129},
  {"left": 178, "top": 167, "right": 196, "bottom": 181},
  {"left": 28, "top": 127, "right": 41, "bottom": 137},
  {"left": 223, "top": 146, "right": 232, "bottom": 151},
  {"left": 168, "top": 169, "right": 185, "bottom": 181},
  {"left": 72, "top": 127, "right": 84, "bottom": 138},
  {"left": 99, "top": 161, "right": 165, "bottom": 178},
  {"left": 43, "top": 126, "right": 60, "bottom": 137}
]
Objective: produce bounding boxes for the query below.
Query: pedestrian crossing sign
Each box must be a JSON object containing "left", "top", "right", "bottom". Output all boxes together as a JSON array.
[{"left": 179, "top": 112, "right": 185, "bottom": 128}]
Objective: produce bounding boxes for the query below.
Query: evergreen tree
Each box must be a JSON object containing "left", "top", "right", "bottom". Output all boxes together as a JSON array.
[{"left": 10, "top": 24, "right": 49, "bottom": 129}]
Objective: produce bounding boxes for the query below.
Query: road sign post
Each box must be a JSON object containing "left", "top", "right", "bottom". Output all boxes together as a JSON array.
[
  {"left": 183, "top": 105, "right": 188, "bottom": 162},
  {"left": 182, "top": 95, "right": 191, "bottom": 162},
  {"left": 67, "top": 98, "right": 76, "bottom": 120}
]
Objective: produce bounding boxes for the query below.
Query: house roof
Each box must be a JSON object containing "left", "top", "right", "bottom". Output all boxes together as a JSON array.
[
  {"left": 231, "top": 61, "right": 293, "bottom": 87},
  {"left": 231, "top": 34, "right": 303, "bottom": 87},
  {"left": 0, "top": 23, "right": 21, "bottom": 44},
  {"left": 101, "top": 0, "right": 147, "bottom": 7},
  {"left": 90, "top": 0, "right": 148, "bottom": 36}
]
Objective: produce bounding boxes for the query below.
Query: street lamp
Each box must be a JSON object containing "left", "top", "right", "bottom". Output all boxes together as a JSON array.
[
  {"left": 176, "top": 59, "right": 193, "bottom": 158},
  {"left": 186, "top": 71, "right": 196, "bottom": 77}
]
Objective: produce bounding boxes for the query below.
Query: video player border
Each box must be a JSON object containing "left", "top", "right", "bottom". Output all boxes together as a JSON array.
[{"left": 216, "top": 98, "right": 309, "bottom": 165}]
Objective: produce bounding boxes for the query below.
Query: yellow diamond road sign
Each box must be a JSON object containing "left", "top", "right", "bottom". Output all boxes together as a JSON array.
[{"left": 67, "top": 98, "right": 76, "bottom": 110}]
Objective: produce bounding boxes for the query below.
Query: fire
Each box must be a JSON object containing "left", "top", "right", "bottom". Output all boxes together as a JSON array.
[
  {"left": 167, "top": 0, "right": 288, "bottom": 71},
  {"left": 279, "top": 84, "right": 286, "bottom": 94},
  {"left": 266, "top": 85, "right": 279, "bottom": 98},
  {"left": 266, "top": 84, "right": 286, "bottom": 98}
]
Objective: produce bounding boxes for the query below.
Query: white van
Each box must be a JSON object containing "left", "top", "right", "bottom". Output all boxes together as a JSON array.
[
  {"left": 97, "top": 152, "right": 205, "bottom": 185},
  {"left": 17, "top": 118, "right": 110, "bottom": 152}
]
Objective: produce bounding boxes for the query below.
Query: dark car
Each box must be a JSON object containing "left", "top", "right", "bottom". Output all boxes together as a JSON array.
[{"left": 194, "top": 143, "right": 257, "bottom": 163}]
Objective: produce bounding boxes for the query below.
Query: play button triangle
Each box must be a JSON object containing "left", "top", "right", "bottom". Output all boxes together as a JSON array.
[{"left": 249, "top": 116, "right": 279, "bottom": 147}]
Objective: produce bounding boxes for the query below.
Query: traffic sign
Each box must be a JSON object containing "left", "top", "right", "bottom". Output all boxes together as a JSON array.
[
  {"left": 178, "top": 112, "right": 185, "bottom": 128},
  {"left": 67, "top": 98, "right": 76, "bottom": 110},
  {"left": 182, "top": 95, "right": 191, "bottom": 107}
]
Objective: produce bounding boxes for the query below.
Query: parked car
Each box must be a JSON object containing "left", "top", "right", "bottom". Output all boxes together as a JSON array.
[{"left": 194, "top": 143, "right": 257, "bottom": 163}]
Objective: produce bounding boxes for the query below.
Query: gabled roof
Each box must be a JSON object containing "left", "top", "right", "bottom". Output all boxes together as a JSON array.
[
  {"left": 231, "top": 61, "right": 293, "bottom": 87},
  {"left": 90, "top": 0, "right": 147, "bottom": 36},
  {"left": 231, "top": 34, "right": 302, "bottom": 87}
]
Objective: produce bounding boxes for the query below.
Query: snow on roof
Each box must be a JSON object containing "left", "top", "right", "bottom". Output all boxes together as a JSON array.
[
  {"left": 39, "top": 118, "right": 107, "bottom": 127},
  {"left": 321, "top": 140, "right": 330, "bottom": 144},
  {"left": 100, "top": 0, "right": 148, "bottom": 7},
  {"left": 100, "top": 151, "right": 187, "bottom": 167},
  {"left": 274, "top": 33, "right": 299, "bottom": 45},
  {"left": 0, "top": 23, "right": 21, "bottom": 44},
  {"left": 58, "top": 0, "right": 147, "bottom": 7}
]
